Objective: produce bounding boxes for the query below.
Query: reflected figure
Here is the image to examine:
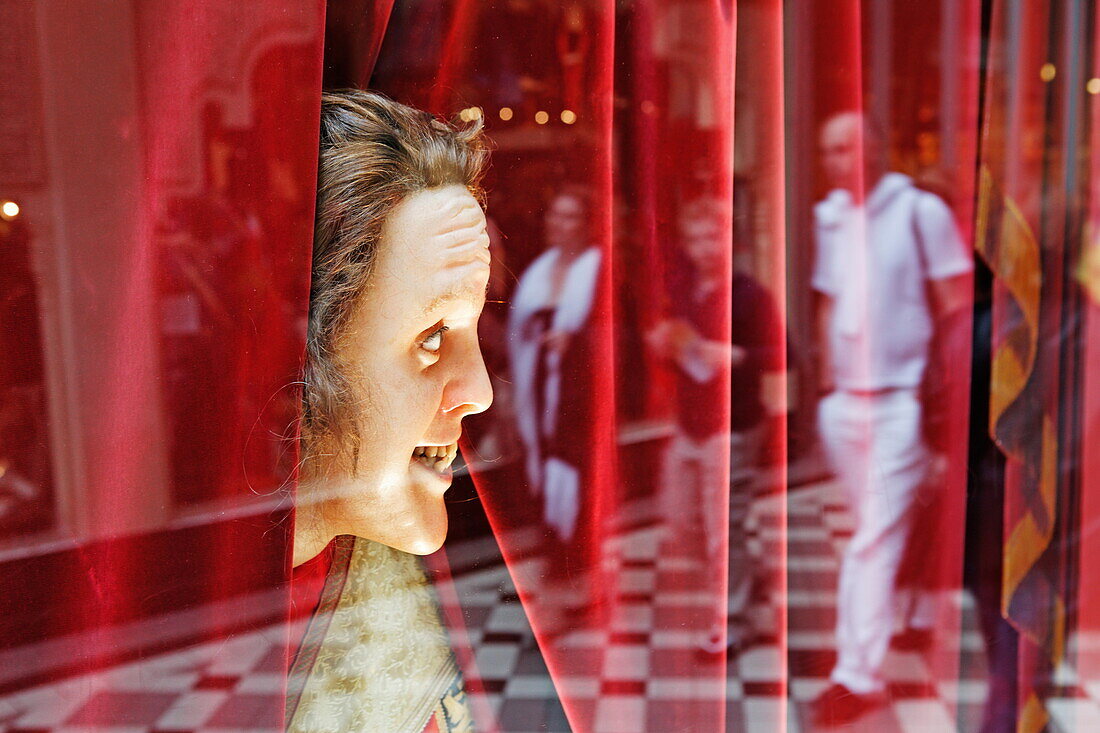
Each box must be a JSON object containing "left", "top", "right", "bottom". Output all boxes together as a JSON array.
[
  {"left": 809, "top": 112, "right": 972, "bottom": 725},
  {"left": 508, "top": 187, "right": 601, "bottom": 563},
  {"left": 649, "top": 197, "right": 782, "bottom": 653},
  {"left": 288, "top": 90, "right": 492, "bottom": 732},
  {"left": 726, "top": 208, "right": 784, "bottom": 653},
  {"left": 158, "top": 194, "right": 250, "bottom": 505},
  {"left": 0, "top": 216, "right": 54, "bottom": 538}
]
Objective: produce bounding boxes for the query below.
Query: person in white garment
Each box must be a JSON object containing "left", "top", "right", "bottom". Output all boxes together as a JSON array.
[
  {"left": 508, "top": 186, "right": 601, "bottom": 553},
  {"left": 809, "top": 112, "right": 972, "bottom": 726}
]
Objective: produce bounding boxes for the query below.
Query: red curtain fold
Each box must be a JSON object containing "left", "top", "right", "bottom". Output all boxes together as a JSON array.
[
  {"left": 1079, "top": 5, "right": 1100, "bottom": 716},
  {"left": 4, "top": 1, "right": 1100, "bottom": 731},
  {"left": 978, "top": 1, "right": 1095, "bottom": 729},
  {"left": 363, "top": 2, "right": 741, "bottom": 728},
  {"left": 0, "top": 0, "right": 324, "bottom": 727}
]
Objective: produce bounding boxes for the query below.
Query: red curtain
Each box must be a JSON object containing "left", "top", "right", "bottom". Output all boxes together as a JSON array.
[
  {"left": 0, "top": 0, "right": 324, "bottom": 727},
  {"left": 3, "top": 1, "right": 1100, "bottom": 731}
]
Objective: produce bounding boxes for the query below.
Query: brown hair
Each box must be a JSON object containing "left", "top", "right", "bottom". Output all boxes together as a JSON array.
[{"left": 303, "top": 89, "right": 488, "bottom": 472}]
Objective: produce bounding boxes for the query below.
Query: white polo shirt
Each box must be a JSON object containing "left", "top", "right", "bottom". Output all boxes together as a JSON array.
[{"left": 812, "top": 173, "right": 972, "bottom": 391}]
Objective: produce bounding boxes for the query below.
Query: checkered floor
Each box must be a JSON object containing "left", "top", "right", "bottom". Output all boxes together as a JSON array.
[
  {"left": 450, "top": 482, "right": 970, "bottom": 733},
  {"left": 3, "top": 478, "right": 1100, "bottom": 732}
]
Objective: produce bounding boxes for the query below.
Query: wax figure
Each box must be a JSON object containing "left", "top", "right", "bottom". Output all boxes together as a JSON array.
[
  {"left": 286, "top": 90, "right": 492, "bottom": 733},
  {"left": 809, "top": 112, "right": 973, "bottom": 724}
]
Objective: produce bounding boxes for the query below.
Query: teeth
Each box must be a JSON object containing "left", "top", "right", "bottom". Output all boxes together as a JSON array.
[
  {"left": 436, "top": 443, "right": 458, "bottom": 471},
  {"left": 413, "top": 443, "right": 458, "bottom": 473}
]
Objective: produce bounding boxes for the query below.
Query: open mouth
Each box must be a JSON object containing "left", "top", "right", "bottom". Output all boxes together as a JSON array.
[{"left": 411, "top": 443, "right": 458, "bottom": 476}]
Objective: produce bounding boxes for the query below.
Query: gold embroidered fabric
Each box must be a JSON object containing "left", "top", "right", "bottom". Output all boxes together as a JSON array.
[{"left": 287, "top": 536, "right": 461, "bottom": 733}]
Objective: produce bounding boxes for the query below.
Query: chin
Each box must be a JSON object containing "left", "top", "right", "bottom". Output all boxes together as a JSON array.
[
  {"left": 403, "top": 531, "right": 447, "bottom": 556},
  {"left": 397, "top": 514, "right": 448, "bottom": 555},
  {"left": 380, "top": 504, "right": 449, "bottom": 556},
  {"left": 339, "top": 469, "right": 452, "bottom": 555}
]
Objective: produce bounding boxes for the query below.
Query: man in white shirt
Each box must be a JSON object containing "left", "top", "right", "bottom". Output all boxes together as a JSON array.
[{"left": 810, "top": 112, "right": 972, "bottom": 725}]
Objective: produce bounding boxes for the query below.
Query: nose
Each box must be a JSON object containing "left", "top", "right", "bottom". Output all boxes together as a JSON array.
[{"left": 441, "top": 340, "right": 494, "bottom": 418}]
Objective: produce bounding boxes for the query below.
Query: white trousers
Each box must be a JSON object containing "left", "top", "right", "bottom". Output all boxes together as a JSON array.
[
  {"left": 659, "top": 430, "right": 731, "bottom": 559},
  {"left": 818, "top": 389, "right": 929, "bottom": 694},
  {"left": 659, "top": 426, "right": 765, "bottom": 640}
]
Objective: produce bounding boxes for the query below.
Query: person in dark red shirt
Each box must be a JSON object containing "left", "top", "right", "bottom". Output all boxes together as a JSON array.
[{"left": 649, "top": 197, "right": 783, "bottom": 654}]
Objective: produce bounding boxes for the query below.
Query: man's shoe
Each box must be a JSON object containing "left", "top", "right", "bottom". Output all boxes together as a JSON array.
[
  {"left": 890, "top": 626, "right": 934, "bottom": 652},
  {"left": 810, "top": 683, "right": 883, "bottom": 726},
  {"left": 694, "top": 627, "right": 747, "bottom": 661}
]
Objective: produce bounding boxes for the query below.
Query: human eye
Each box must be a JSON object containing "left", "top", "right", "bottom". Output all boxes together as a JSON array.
[{"left": 419, "top": 324, "right": 450, "bottom": 354}]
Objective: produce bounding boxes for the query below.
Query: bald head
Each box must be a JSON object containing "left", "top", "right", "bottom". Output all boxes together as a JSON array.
[{"left": 819, "top": 111, "right": 885, "bottom": 197}]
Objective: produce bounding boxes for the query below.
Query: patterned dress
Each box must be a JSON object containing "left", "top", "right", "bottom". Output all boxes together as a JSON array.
[{"left": 286, "top": 536, "right": 474, "bottom": 732}]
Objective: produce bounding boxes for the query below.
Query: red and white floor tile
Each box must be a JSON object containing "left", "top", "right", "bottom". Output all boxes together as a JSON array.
[{"left": 2, "top": 479, "right": 1098, "bottom": 732}]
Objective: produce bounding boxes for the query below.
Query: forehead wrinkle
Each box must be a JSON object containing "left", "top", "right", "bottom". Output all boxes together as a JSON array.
[
  {"left": 434, "top": 226, "right": 489, "bottom": 250},
  {"left": 434, "top": 204, "right": 484, "bottom": 235},
  {"left": 432, "top": 223, "right": 488, "bottom": 255},
  {"left": 435, "top": 227, "right": 491, "bottom": 269}
]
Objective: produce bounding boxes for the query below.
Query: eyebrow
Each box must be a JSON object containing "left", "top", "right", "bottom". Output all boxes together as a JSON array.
[{"left": 419, "top": 281, "right": 490, "bottom": 319}]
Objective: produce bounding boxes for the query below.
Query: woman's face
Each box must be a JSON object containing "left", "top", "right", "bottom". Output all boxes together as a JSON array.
[
  {"left": 544, "top": 193, "right": 587, "bottom": 250},
  {"left": 310, "top": 185, "right": 493, "bottom": 557}
]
